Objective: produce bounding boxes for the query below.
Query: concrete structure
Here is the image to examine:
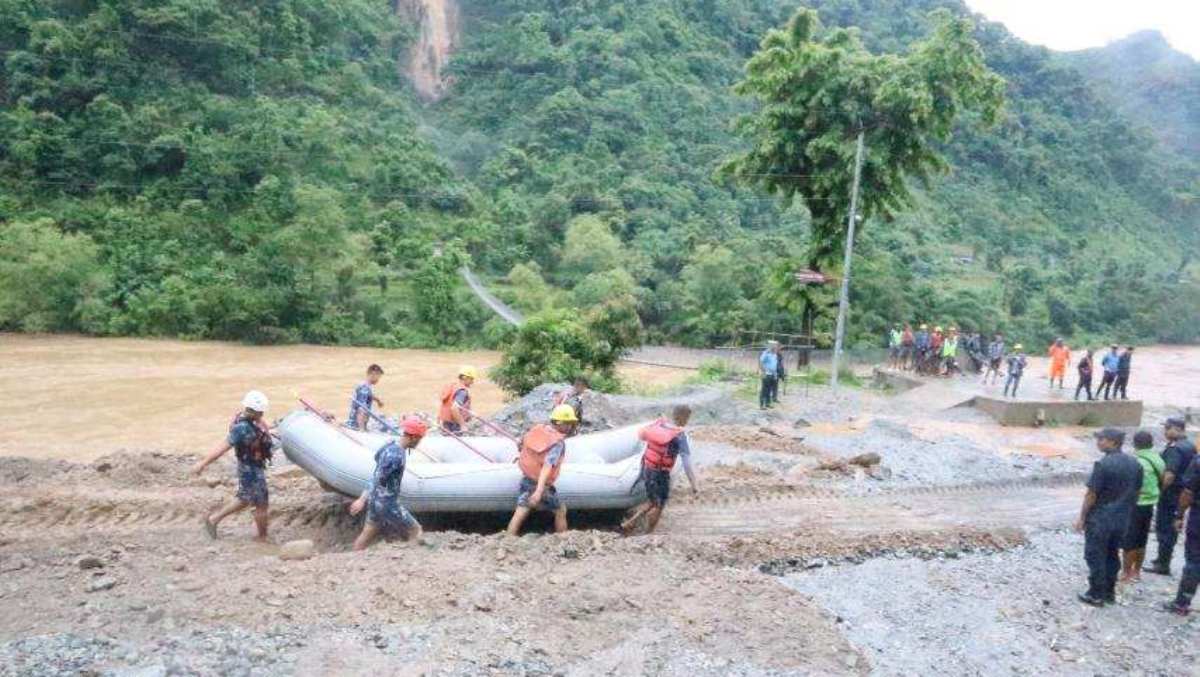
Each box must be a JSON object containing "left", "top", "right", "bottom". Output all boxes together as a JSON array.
[
  {"left": 971, "top": 396, "right": 1143, "bottom": 427},
  {"left": 872, "top": 367, "right": 924, "bottom": 393}
]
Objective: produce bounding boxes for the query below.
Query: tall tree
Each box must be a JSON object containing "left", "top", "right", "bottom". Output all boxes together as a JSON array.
[{"left": 722, "top": 8, "right": 1005, "bottom": 267}]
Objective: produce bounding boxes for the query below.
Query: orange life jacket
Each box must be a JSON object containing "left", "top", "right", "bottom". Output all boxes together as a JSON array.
[
  {"left": 517, "top": 424, "right": 566, "bottom": 483},
  {"left": 438, "top": 382, "right": 470, "bottom": 425},
  {"left": 640, "top": 418, "right": 684, "bottom": 470},
  {"left": 229, "top": 411, "right": 273, "bottom": 465}
]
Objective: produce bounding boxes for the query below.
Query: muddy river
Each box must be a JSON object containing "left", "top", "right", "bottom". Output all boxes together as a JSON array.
[{"left": 0, "top": 334, "right": 683, "bottom": 461}]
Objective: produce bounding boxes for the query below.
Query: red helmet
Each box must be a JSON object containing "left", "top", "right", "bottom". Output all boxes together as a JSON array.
[{"left": 401, "top": 417, "right": 428, "bottom": 437}]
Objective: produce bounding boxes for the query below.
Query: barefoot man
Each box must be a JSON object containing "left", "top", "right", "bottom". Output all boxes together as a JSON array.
[
  {"left": 506, "top": 405, "right": 578, "bottom": 536},
  {"left": 621, "top": 405, "right": 700, "bottom": 535},
  {"left": 192, "top": 390, "right": 275, "bottom": 542},
  {"left": 348, "top": 417, "right": 428, "bottom": 550}
]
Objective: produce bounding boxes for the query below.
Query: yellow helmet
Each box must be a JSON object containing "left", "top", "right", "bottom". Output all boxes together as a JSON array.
[
  {"left": 550, "top": 404, "right": 579, "bottom": 423},
  {"left": 459, "top": 365, "right": 478, "bottom": 379},
  {"left": 934, "top": 326, "right": 943, "bottom": 332},
  {"left": 1014, "top": 344, "right": 1024, "bottom": 351}
]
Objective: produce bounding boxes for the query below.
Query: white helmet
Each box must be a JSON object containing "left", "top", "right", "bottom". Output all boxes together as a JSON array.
[{"left": 241, "top": 390, "right": 269, "bottom": 413}]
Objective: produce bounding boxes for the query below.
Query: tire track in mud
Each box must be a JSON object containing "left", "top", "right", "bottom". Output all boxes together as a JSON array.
[{"left": 0, "top": 474, "right": 1086, "bottom": 538}]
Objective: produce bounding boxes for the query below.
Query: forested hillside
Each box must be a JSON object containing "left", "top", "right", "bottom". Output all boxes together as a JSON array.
[{"left": 2, "top": 0, "right": 1197, "bottom": 350}]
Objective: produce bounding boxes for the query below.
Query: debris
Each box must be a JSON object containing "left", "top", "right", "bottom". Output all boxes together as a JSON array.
[
  {"left": 85, "top": 578, "right": 117, "bottom": 593},
  {"left": 76, "top": 556, "right": 104, "bottom": 570}
]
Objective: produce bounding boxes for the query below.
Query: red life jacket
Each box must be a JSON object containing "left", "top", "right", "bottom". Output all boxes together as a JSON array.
[
  {"left": 438, "top": 382, "right": 470, "bottom": 425},
  {"left": 640, "top": 419, "right": 684, "bottom": 470},
  {"left": 517, "top": 424, "right": 566, "bottom": 483},
  {"left": 229, "top": 411, "right": 273, "bottom": 465}
]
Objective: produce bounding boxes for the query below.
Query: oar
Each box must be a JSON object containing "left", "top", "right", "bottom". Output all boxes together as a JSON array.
[
  {"left": 297, "top": 396, "right": 366, "bottom": 447},
  {"left": 438, "top": 424, "right": 496, "bottom": 463},
  {"left": 455, "top": 404, "right": 520, "bottom": 444},
  {"left": 350, "top": 401, "right": 440, "bottom": 462}
]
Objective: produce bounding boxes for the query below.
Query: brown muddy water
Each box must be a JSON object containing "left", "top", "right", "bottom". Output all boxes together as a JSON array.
[{"left": 0, "top": 334, "right": 686, "bottom": 461}]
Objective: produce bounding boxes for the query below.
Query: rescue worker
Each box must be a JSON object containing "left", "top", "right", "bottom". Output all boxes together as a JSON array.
[
  {"left": 1120, "top": 431, "right": 1165, "bottom": 583},
  {"left": 1075, "top": 349, "right": 1095, "bottom": 401},
  {"left": 620, "top": 405, "right": 701, "bottom": 536},
  {"left": 1074, "top": 428, "right": 1142, "bottom": 606},
  {"left": 347, "top": 364, "right": 385, "bottom": 431},
  {"left": 1003, "top": 345, "right": 1026, "bottom": 398},
  {"left": 1048, "top": 338, "right": 1070, "bottom": 390},
  {"left": 914, "top": 324, "right": 931, "bottom": 373},
  {"left": 348, "top": 417, "right": 427, "bottom": 550},
  {"left": 940, "top": 327, "right": 959, "bottom": 375},
  {"left": 506, "top": 405, "right": 578, "bottom": 536},
  {"left": 899, "top": 323, "right": 915, "bottom": 370},
  {"left": 1163, "top": 456, "right": 1200, "bottom": 615},
  {"left": 1114, "top": 346, "right": 1134, "bottom": 400},
  {"left": 438, "top": 366, "right": 476, "bottom": 433},
  {"left": 983, "top": 332, "right": 1005, "bottom": 385},
  {"left": 887, "top": 324, "right": 902, "bottom": 369},
  {"left": 758, "top": 340, "right": 780, "bottom": 410},
  {"left": 929, "top": 326, "right": 944, "bottom": 375},
  {"left": 1145, "top": 418, "right": 1197, "bottom": 575},
  {"left": 192, "top": 390, "right": 275, "bottom": 542},
  {"left": 1097, "top": 345, "right": 1120, "bottom": 400},
  {"left": 553, "top": 376, "right": 589, "bottom": 424}
]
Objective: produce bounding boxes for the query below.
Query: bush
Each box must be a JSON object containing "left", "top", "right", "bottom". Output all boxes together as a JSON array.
[{"left": 491, "top": 308, "right": 633, "bottom": 396}]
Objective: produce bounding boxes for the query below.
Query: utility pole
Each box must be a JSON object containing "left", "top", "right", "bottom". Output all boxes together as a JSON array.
[{"left": 831, "top": 130, "right": 865, "bottom": 390}]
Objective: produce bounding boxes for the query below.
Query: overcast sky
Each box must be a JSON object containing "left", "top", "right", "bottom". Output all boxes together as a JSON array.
[{"left": 963, "top": 0, "right": 1200, "bottom": 59}]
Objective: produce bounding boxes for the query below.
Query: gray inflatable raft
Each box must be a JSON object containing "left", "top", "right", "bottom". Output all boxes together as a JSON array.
[{"left": 278, "top": 410, "right": 649, "bottom": 512}]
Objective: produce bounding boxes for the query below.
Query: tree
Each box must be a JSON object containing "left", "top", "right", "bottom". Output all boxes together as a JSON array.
[
  {"left": 491, "top": 309, "right": 624, "bottom": 396},
  {"left": 722, "top": 9, "right": 1005, "bottom": 267}
]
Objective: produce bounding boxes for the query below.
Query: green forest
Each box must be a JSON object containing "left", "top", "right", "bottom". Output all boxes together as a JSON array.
[{"left": 2, "top": 0, "right": 1197, "bottom": 355}]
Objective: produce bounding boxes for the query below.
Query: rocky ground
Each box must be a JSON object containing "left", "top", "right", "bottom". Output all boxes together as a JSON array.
[{"left": 0, "top": 372, "right": 1187, "bottom": 676}]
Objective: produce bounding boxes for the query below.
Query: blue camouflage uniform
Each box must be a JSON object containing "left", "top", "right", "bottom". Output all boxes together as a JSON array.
[
  {"left": 366, "top": 441, "right": 420, "bottom": 534},
  {"left": 228, "top": 419, "right": 269, "bottom": 506},
  {"left": 347, "top": 382, "right": 375, "bottom": 429}
]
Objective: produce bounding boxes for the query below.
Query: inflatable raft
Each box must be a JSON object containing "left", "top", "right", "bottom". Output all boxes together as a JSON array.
[{"left": 277, "top": 410, "right": 649, "bottom": 512}]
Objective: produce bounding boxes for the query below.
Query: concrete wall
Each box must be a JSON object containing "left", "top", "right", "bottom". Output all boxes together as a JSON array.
[
  {"left": 972, "top": 396, "right": 1143, "bottom": 427},
  {"left": 872, "top": 367, "right": 925, "bottom": 393}
]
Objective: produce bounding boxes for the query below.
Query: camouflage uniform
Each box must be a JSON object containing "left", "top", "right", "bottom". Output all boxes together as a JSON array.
[
  {"left": 366, "top": 441, "right": 419, "bottom": 534},
  {"left": 516, "top": 442, "right": 565, "bottom": 511},
  {"left": 347, "top": 382, "right": 374, "bottom": 429},
  {"left": 228, "top": 420, "right": 269, "bottom": 506}
]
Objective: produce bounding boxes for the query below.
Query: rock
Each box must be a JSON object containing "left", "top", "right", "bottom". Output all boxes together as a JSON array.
[
  {"left": 866, "top": 464, "right": 893, "bottom": 480},
  {"left": 793, "top": 418, "right": 812, "bottom": 428},
  {"left": 817, "top": 458, "right": 849, "bottom": 472},
  {"left": 560, "top": 546, "right": 580, "bottom": 560},
  {"left": 849, "top": 452, "right": 882, "bottom": 467},
  {"left": 76, "top": 555, "right": 105, "bottom": 570},
  {"left": 95, "top": 462, "right": 113, "bottom": 473},
  {"left": 146, "top": 609, "right": 165, "bottom": 624},
  {"left": 279, "top": 540, "right": 315, "bottom": 561},
  {"left": 85, "top": 578, "right": 117, "bottom": 593}
]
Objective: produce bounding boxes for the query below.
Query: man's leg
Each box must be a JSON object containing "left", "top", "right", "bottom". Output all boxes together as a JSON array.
[
  {"left": 644, "top": 505, "right": 664, "bottom": 533},
  {"left": 1104, "top": 529, "right": 1121, "bottom": 601},
  {"left": 759, "top": 376, "right": 770, "bottom": 409},
  {"left": 1011, "top": 375, "right": 1021, "bottom": 398},
  {"left": 1150, "top": 500, "right": 1178, "bottom": 572},
  {"left": 353, "top": 522, "right": 381, "bottom": 551},
  {"left": 1082, "top": 525, "right": 1105, "bottom": 601},
  {"left": 506, "top": 506, "right": 532, "bottom": 536},
  {"left": 553, "top": 505, "right": 568, "bottom": 534},
  {"left": 252, "top": 504, "right": 269, "bottom": 542},
  {"left": 207, "top": 498, "right": 249, "bottom": 532},
  {"left": 1085, "top": 380, "right": 1094, "bottom": 401},
  {"left": 1170, "top": 535, "right": 1200, "bottom": 611},
  {"left": 620, "top": 501, "right": 653, "bottom": 534}
]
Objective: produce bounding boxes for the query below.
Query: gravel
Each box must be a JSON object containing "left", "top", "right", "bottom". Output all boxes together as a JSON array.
[{"left": 782, "top": 531, "right": 1200, "bottom": 676}]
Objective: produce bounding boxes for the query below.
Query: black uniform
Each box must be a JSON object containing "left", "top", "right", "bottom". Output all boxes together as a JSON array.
[
  {"left": 1153, "top": 438, "right": 1198, "bottom": 571},
  {"left": 1171, "top": 462, "right": 1200, "bottom": 609},
  {"left": 1084, "top": 450, "right": 1143, "bottom": 602}
]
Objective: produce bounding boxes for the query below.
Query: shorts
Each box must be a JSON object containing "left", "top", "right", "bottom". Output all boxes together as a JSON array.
[
  {"left": 888, "top": 346, "right": 900, "bottom": 358},
  {"left": 367, "top": 495, "right": 420, "bottom": 535},
  {"left": 1050, "top": 364, "right": 1067, "bottom": 379},
  {"left": 441, "top": 421, "right": 462, "bottom": 434},
  {"left": 1124, "top": 504, "right": 1154, "bottom": 550},
  {"left": 236, "top": 462, "right": 269, "bottom": 506},
  {"left": 641, "top": 466, "right": 672, "bottom": 507},
  {"left": 989, "top": 358, "right": 1002, "bottom": 370},
  {"left": 516, "top": 477, "right": 562, "bottom": 512}
]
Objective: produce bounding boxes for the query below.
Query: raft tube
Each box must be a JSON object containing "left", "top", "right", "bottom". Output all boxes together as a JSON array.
[{"left": 277, "top": 410, "right": 649, "bottom": 512}]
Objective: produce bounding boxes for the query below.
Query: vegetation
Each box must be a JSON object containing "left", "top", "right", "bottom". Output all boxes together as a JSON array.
[
  {"left": 490, "top": 306, "right": 637, "bottom": 395},
  {"left": 1, "top": 0, "right": 1196, "bottom": 355}
]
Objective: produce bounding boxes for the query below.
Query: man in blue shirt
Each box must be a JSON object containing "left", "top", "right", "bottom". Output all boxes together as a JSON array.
[
  {"left": 759, "top": 341, "right": 780, "bottom": 410},
  {"left": 349, "top": 417, "right": 427, "bottom": 550},
  {"left": 1097, "top": 345, "right": 1120, "bottom": 401},
  {"left": 1003, "top": 345, "right": 1026, "bottom": 398},
  {"left": 347, "top": 364, "right": 386, "bottom": 430}
]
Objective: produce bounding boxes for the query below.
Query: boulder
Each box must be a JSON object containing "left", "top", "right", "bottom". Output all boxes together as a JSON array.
[
  {"left": 848, "top": 452, "right": 882, "bottom": 467},
  {"left": 278, "top": 539, "right": 315, "bottom": 561}
]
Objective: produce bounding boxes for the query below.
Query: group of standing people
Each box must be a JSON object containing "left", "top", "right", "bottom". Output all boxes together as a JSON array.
[
  {"left": 191, "top": 364, "right": 700, "bottom": 550},
  {"left": 1076, "top": 418, "right": 1200, "bottom": 614},
  {"left": 889, "top": 324, "right": 1137, "bottom": 402}
]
